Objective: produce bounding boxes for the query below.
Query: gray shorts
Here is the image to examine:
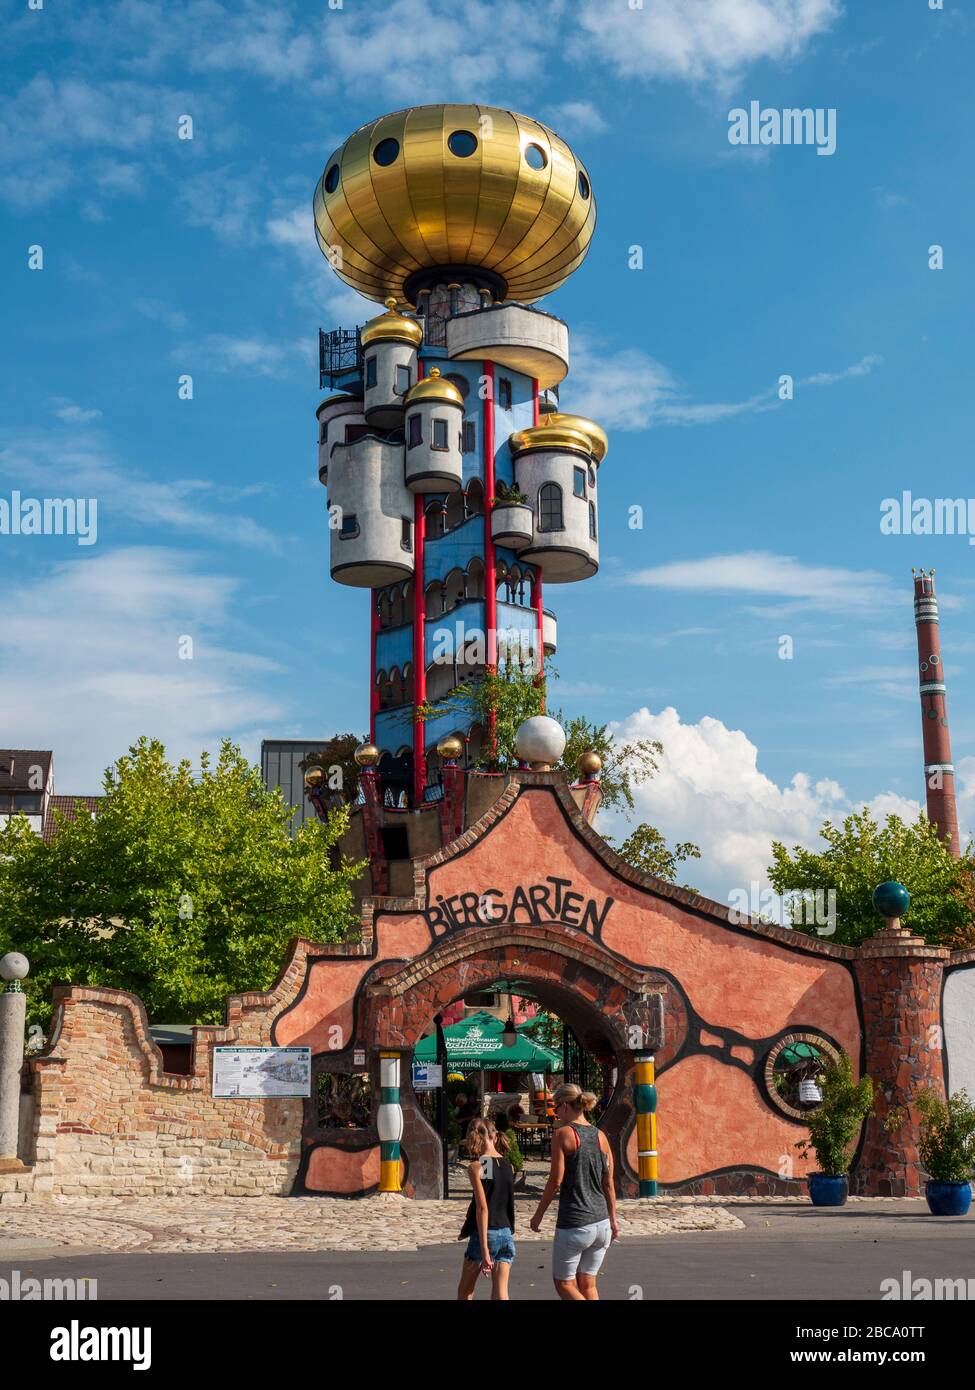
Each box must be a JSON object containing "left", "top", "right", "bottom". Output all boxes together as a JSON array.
[{"left": 552, "top": 1219, "right": 613, "bottom": 1281}]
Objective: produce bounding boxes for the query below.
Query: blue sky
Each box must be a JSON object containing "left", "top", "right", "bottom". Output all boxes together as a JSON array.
[{"left": 1, "top": 0, "right": 972, "bottom": 899}]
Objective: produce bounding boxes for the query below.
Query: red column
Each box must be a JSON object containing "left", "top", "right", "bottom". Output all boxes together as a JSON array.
[
  {"left": 483, "top": 362, "right": 497, "bottom": 759},
  {"left": 369, "top": 591, "right": 379, "bottom": 743},
  {"left": 412, "top": 493, "right": 426, "bottom": 805},
  {"left": 532, "top": 376, "right": 539, "bottom": 426},
  {"left": 533, "top": 567, "right": 545, "bottom": 705}
]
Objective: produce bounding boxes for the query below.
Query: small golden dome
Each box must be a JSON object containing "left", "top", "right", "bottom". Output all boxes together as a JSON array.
[
  {"left": 361, "top": 296, "right": 424, "bottom": 349},
  {"left": 404, "top": 366, "right": 464, "bottom": 408},
  {"left": 304, "top": 766, "right": 325, "bottom": 789},
  {"left": 508, "top": 422, "right": 594, "bottom": 459},
  {"left": 577, "top": 749, "right": 602, "bottom": 777},
  {"left": 314, "top": 104, "right": 596, "bottom": 307},
  {"left": 547, "top": 412, "right": 608, "bottom": 464},
  {"left": 354, "top": 742, "right": 381, "bottom": 767},
  {"left": 436, "top": 733, "right": 464, "bottom": 761}
]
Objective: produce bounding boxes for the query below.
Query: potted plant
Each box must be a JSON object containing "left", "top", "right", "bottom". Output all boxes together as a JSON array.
[
  {"left": 915, "top": 1089, "right": 975, "bottom": 1216},
  {"left": 795, "top": 1052, "right": 872, "bottom": 1206}
]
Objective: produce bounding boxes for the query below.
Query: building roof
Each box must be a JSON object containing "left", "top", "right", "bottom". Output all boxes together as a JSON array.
[
  {"left": 0, "top": 750, "right": 52, "bottom": 791},
  {"left": 42, "top": 795, "right": 102, "bottom": 842}
]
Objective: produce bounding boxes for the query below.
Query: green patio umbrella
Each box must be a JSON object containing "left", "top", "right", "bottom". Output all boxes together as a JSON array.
[{"left": 413, "top": 1011, "right": 560, "bottom": 1073}]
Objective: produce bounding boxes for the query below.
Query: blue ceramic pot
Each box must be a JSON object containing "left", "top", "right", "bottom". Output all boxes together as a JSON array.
[
  {"left": 925, "top": 1181, "right": 972, "bottom": 1217},
  {"left": 808, "top": 1172, "right": 848, "bottom": 1206}
]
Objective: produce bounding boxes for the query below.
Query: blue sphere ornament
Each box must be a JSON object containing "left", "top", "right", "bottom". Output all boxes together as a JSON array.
[{"left": 873, "top": 880, "right": 911, "bottom": 919}]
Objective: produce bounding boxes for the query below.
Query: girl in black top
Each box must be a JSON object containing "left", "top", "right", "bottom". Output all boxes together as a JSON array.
[{"left": 457, "top": 1118, "right": 516, "bottom": 1300}]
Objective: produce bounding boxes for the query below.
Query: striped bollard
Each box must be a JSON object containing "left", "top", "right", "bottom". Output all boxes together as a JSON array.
[
  {"left": 377, "top": 1051, "right": 404, "bottom": 1194},
  {"left": 635, "top": 1053, "right": 658, "bottom": 1197}
]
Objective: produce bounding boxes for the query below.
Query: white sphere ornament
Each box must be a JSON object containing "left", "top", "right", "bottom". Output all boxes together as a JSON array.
[
  {"left": 514, "top": 715, "right": 566, "bottom": 768},
  {"left": 0, "top": 952, "right": 29, "bottom": 982}
]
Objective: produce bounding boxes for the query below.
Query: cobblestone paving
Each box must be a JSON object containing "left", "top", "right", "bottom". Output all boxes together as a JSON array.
[{"left": 0, "top": 1194, "right": 747, "bottom": 1254}]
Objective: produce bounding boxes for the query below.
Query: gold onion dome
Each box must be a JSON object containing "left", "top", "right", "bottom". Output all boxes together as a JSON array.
[
  {"left": 546, "top": 412, "right": 608, "bottom": 463},
  {"left": 361, "top": 296, "right": 424, "bottom": 349},
  {"left": 509, "top": 422, "right": 595, "bottom": 459},
  {"left": 404, "top": 366, "right": 464, "bottom": 407},
  {"left": 303, "top": 766, "right": 325, "bottom": 789},
  {"left": 313, "top": 104, "right": 596, "bottom": 306},
  {"left": 577, "top": 749, "right": 603, "bottom": 777}
]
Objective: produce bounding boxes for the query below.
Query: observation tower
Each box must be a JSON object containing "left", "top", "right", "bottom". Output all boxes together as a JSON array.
[{"left": 313, "top": 104, "right": 606, "bottom": 807}]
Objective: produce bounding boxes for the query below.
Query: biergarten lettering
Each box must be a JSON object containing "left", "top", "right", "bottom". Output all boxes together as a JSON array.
[{"left": 423, "top": 877, "right": 614, "bottom": 936}]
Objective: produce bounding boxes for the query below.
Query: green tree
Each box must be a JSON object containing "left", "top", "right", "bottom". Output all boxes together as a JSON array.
[
  {"left": 768, "top": 809, "right": 975, "bottom": 949},
  {"left": 0, "top": 738, "right": 364, "bottom": 1030},
  {"left": 519, "top": 1006, "right": 563, "bottom": 1051},
  {"left": 606, "top": 823, "right": 702, "bottom": 890}
]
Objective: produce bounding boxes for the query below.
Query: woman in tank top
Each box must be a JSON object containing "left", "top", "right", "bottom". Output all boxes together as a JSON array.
[
  {"left": 529, "top": 1083, "right": 618, "bottom": 1300},
  {"left": 456, "top": 1118, "right": 516, "bottom": 1300}
]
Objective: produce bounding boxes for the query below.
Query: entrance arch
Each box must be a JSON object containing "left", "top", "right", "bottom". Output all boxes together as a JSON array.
[{"left": 359, "top": 924, "right": 665, "bottom": 1198}]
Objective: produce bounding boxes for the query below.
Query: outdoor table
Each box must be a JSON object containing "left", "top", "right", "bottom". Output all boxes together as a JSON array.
[{"left": 514, "top": 1122, "right": 551, "bottom": 1160}]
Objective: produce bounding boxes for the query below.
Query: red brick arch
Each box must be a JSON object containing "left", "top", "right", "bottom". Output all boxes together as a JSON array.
[{"left": 361, "top": 922, "right": 664, "bottom": 1055}]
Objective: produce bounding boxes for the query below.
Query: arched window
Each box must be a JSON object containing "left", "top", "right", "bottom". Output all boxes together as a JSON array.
[
  {"left": 445, "top": 489, "right": 466, "bottom": 533},
  {"left": 425, "top": 582, "right": 443, "bottom": 620},
  {"left": 425, "top": 500, "right": 446, "bottom": 540},
  {"left": 389, "top": 587, "right": 404, "bottom": 628},
  {"left": 466, "top": 556, "right": 484, "bottom": 599},
  {"left": 379, "top": 593, "right": 392, "bottom": 630},
  {"left": 443, "top": 568, "right": 465, "bottom": 611},
  {"left": 387, "top": 666, "right": 401, "bottom": 707},
  {"left": 376, "top": 669, "right": 388, "bottom": 709},
  {"left": 539, "top": 482, "right": 563, "bottom": 532},
  {"left": 466, "top": 478, "right": 484, "bottom": 518},
  {"left": 402, "top": 662, "right": 414, "bottom": 704}
]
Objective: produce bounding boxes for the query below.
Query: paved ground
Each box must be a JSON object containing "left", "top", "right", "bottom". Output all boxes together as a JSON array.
[{"left": 2, "top": 1193, "right": 973, "bottom": 1299}]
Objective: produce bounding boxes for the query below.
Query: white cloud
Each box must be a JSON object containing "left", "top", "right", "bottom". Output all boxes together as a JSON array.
[
  {"left": 546, "top": 101, "right": 609, "bottom": 136},
  {"left": 565, "top": 344, "right": 881, "bottom": 431},
  {"left": 624, "top": 551, "right": 899, "bottom": 611},
  {"left": 175, "top": 332, "right": 312, "bottom": 380},
  {"left": 0, "top": 429, "right": 280, "bottom": 552},
  {"left": 52, "top": 402, "right": 102, "bottom": 425},
  {"left": 597, "top": 703, "right": 944, "bottom": 905},
  {"left": 803, "top": 353, "right": 882, "bottom": 387},
  {"left": 0, "top": 547, "right": 284, "bottom": 794},
  {"left": 574, "top": 0, "right": 842, "bottom": 86},
  {"left": 134, "top": 298, "right": 189, "bottom": 332}
]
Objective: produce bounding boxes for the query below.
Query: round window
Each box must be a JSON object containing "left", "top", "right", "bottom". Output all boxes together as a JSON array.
[
  {"left": 444, "top": 373, "right": 469, "bottom": 400},
  {"left": 323, "top": 164, "right": 340, "bottom": 194},
  {"left": 525, "top": 143, "right": 547, "bottom": 170},
  {"left": 577, "top": 169, "right": 591, "bottom": 200},
  {"left": 930, "top": 653, "right": 940, "bottom": 665},
  {"left": 764, "top": 1033, "right": 840, "bottom": 1121},
  {"left": 448, "top": 130, "right": 478, "bottom": 158},
  {"left": 373, "top": 138, "right": 400, "bottom": 167}
]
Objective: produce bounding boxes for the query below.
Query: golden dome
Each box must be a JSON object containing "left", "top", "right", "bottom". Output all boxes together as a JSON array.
[
  {"left": 577, "top": 750, "right": 603, "bottom": 777},
  {"left": 404, "top": 366, "right": 464, "bottom": 408},
  {"left": 303, "top": 766, "right": 325, "bottom": 789},
  {"left": 361, "top": 297, "right": 424, "bottom": 349},
  {"left": 508, "top": 422, "right": 594, "bottom": 459},
  {"left": 354, "top": 742, "right": 380, "bottom": 767},
  {"left": 436, "top": 734, "right": 464, "bottom": 761},
  {"left": 547, "top": 412, "right": 608, "bottom": 464},
  {"left": 313, "top": 105, "right": 596, "bottom": 307}
]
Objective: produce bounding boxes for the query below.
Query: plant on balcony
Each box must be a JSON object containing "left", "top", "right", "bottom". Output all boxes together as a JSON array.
[{"left": 491, "top": 481, "right": 528, "bottom": 508}]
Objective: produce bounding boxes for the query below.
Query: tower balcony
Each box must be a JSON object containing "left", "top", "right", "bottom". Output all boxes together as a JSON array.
[
  {"left": 326, "top": 435, "right": 415, "bottom": 588},
  {"left": 490, "top": 500, "right": 533, "bottom": 549},
  {"left": 446, "top": 303, "right": 569, "bottom": 390},
  {"left": 542, "top": 608, "right": 557, "bottom": 655}
]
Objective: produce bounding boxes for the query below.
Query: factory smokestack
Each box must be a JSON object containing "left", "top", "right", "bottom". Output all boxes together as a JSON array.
[{"left": 913, "top": 568, "right": 960, "bottom": 856}]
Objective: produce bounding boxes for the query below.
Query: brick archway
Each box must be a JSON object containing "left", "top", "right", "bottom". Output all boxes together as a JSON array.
[{"left": 360, "top": 923, "right": 664, "bottom": 1198}]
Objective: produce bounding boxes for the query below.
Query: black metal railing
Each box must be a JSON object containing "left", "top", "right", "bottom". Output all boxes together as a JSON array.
[{"left": 319, "top": 326, "right": 363, "bottom": 390}]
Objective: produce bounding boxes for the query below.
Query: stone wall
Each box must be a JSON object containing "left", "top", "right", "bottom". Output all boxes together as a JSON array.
[{"left": 25, "top": 963, "right": 317, "bottom": 1198}]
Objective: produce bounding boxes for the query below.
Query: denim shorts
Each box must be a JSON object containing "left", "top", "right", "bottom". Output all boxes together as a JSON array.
[
  {"left": 464, "top": 1226, "right": 516, "bottom": 1264},
  {"left": 552, "top": 1220, "right": 612, "bottom": 1280}
]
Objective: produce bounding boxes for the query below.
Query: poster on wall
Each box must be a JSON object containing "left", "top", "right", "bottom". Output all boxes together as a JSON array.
[
  {"left": 412, "top": 1063, "right": 443, "bottom": 1090},
  {"left": 212, "top": 1046, "right": 312, "bottom": 1098}
]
